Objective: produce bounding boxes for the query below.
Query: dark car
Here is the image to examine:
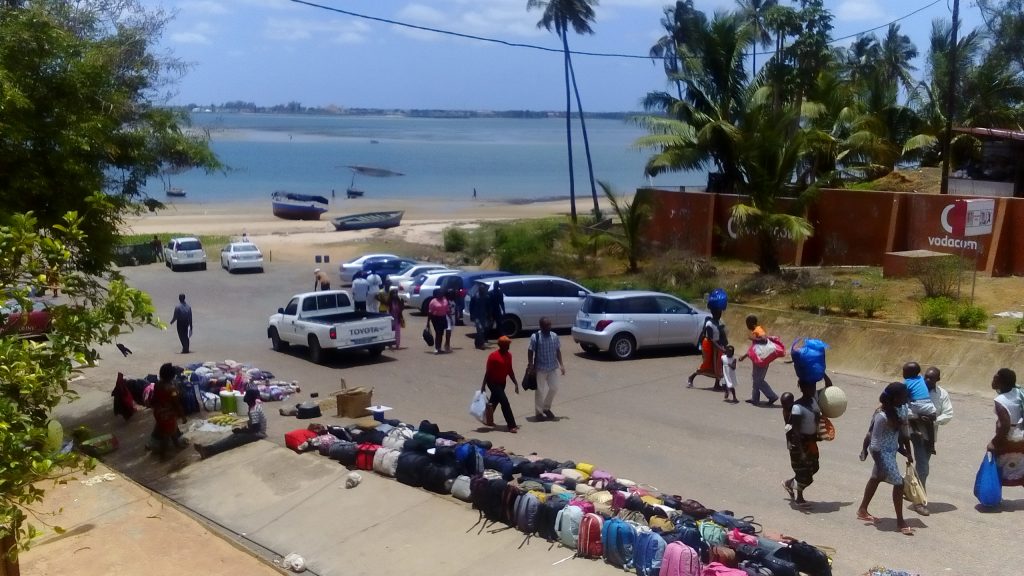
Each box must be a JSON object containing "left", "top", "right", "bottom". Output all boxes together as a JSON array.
[
  {"left": 1, "top": 299, "right": 52, "bottom": 337},
  {"left": 361, "top": 257, "right": 418, "bottom": 287},
  {"left": 436, "top": 271, "right": 514, "bottom": 323}
]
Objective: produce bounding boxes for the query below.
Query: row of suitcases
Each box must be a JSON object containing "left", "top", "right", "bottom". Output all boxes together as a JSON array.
[{"left": 283, "top": 421, "right": 833, "bottom": 576}]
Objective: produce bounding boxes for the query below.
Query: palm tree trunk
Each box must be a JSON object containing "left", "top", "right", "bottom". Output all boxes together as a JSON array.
[
  {"left": 567, "top": 51, "right": 600, "bottom": 219},
  {"left": 561, "top": 35, "right": 577, "bottom": 223},
  {"left": 757, "top": 229, "right": 781, "bottom": 275}
]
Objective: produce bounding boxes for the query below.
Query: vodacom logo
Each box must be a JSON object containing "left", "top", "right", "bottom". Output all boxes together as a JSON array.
[
  {"left": 939, "top": 204, "right": 956, "bottom": 234},
  {"left": 726, "top": 216, "right": 794, "bottom": 240}
]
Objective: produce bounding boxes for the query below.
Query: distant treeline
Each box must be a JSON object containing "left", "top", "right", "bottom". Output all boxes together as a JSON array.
[{"left": 177, "top": 101, "right": 636, "bottom": 120}]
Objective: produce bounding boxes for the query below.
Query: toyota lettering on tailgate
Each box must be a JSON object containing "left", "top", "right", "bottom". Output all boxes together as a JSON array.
[{"left": 351, "top": 326, "right": 382, "bottom": 336}]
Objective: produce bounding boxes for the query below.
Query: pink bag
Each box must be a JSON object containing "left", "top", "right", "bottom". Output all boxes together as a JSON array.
[
  {"left": 591, "top": 469, "right": 614, "bottom": 481},
  {"left": 726, "top": 528, "right": 758, "bottom": 547},
  {"left": 612, "top": 490, "right": 629, "bottom": 510},
  {"left": 748, "top": 336, "right": 785, "bottom": 367},
  {"left": 701, "top": 563, "right": 747, "bottom": 575},
  {"left": 540, "top": 472, "right": 565, "bottom": 483},
  {"left": 569, "top": 499, "right": 595, "bottom": 514}
]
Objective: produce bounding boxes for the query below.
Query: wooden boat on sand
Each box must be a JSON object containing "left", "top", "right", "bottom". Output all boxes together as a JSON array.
[
  {"left": 331, "top": 211, "right": 404, "bottom": 231},
  {"left": 271, "top": 190, "right": 329, "bottom": 220}
]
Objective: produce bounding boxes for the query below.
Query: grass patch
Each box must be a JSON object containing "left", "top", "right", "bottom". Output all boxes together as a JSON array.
[
  {"left": 957, "top": 304, "right": 988, "bottom": 330},
  {"left": 919, "top": 297, "right": 956, "bottom": 327},
  {"left": 120, "top": 232, "right": 231, "bottom": 248}
]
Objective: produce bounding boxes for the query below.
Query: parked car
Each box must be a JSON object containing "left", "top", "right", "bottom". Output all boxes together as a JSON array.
[
  {"left": 405, "top": 270, "right": 513, "bottom": 316},
  {"left": 164, "top": 237, "right": 207, "bottom": 271},
  {"left": 267, "top": 290, "right": 395, "bottom": 364},
  {"left": 220, "top": 242, "right": 264, "bottom": 273},
  {"left": 1, "top": 299, "right": 52, "bottom": 337},
  {"left": 389, "top": 264, "right": 456, "bottom": 293},
  {"left": 571, "top": 291, "right": 709, "bottom": 360},
  {"left": 467, "top": 275, "right": 590, "bottom": 336},
  {"left": 361, "top": 257, "right": 419, "bottom": 286},
  {"left": 339, "top": 253, "right": 399, "bottom": 284}
]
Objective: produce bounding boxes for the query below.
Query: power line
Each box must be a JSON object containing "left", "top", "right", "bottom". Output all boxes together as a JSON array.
[{"left": 287, "top": 0, "right": 947, "bottom": 60}]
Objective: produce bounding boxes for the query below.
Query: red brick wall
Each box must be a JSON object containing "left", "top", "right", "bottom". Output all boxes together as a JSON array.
[
  {"left": 803, "top": 189, "right": 897, "bottom": 266},
  {"left": 639, "top": 188, "right": 714, "bottom": 256},
  {"left": 713, "top": 194, "right": 798, "bottom": 264}
]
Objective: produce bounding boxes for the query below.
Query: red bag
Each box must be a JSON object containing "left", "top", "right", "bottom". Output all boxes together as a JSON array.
[
  {"left": 576, "top": 513, "right": 604, "bottom": 559},
  {"left": 284, "top": 429, "right": 317, "bottom": 452},
  {"left": 356, "top": 443, "right": 380, "bottom": 470},
  {"left": 748, "top": 336, "right": 786, "bottom": 367}
]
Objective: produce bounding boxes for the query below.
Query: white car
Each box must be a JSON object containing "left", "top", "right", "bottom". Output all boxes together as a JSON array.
[
  {"left": 390, "top": 264, "right": 458, "bottom": 293},
  {"left": 220, "top": 242, "right": 264, "bottom": 273},
  {"left": 339, "top": 253, "right": 399, "bottom": 284},
  {"left": 164, "top": 237, "right": 207, "bottom": 271},
  {"left": 571, "top": 291, "right": 709, "bottom": 360}
]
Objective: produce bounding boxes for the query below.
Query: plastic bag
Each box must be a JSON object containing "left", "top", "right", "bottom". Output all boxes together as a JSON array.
[
  {"left": 469, "top": 390, "right": 488, "bottom": 424},
  {"left": 974, "top": 450, "right": 1002, "bottom": 507},
  {"left": 903, "top": 461, "right": 927, "bottom": 505},
  {"left": 706, "top": 288, "right": 728, "bottom": 312},
  {"left": 791, "top": 338, "right": 829, "bottom": 383},
  {"left": 748, "top": 336, "right": 785, "bottom": 367}
]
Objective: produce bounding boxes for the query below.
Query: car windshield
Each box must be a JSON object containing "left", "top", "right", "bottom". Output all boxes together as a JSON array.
[
  {"left": 234, "top": 244, "right": 259, "bottom": 253},
  {"left": 581, "top": 296, "right": 631, "bottom": 314},
  {"left": 178, "top": 240, "right": 202, "bottom": 251}
]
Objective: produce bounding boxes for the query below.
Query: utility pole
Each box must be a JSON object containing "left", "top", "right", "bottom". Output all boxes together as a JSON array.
[{"left": 939, "top": 0, "right": 960, "bottom": 195}]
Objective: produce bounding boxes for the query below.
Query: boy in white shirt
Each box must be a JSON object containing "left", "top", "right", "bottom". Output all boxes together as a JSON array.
[{"left": 721, "top": 345, "right": 739, "bottom": 403}]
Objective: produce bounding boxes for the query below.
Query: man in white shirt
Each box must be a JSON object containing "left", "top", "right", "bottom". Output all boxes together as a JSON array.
[
  {"left": 909, "top": 366, "right": 954, "bottom": 516},
  {"left": 351, "top": 272, "right": 370, "bottom": 313},
  {"left": 366, "top": 270, "right": 382, "bottom": 307}
]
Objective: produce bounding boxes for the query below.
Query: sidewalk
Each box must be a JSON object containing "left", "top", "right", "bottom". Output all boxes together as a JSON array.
[{"left": 19, "top": 462, "right": 282, "bottom": 576}]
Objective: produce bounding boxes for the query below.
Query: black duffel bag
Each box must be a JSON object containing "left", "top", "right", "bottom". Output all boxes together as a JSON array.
[
  {"left": 327, "top": 441, "right": 358, "bottom": 466},
  {"left": 422, "top": 462, "right": 459, "bottom": 494},
  {"left": 396, "top": 451, "right": 432, "bottom": 488}
]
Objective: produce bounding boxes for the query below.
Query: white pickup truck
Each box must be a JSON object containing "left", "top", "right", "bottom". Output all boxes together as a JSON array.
[{"left": 267, "top": 290, "right": 395, "bottom": 364}]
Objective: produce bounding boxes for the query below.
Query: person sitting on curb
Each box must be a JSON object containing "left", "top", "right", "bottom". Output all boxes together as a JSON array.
[{"left": 194, "top": 388, "right": 267, "bottom": 459}]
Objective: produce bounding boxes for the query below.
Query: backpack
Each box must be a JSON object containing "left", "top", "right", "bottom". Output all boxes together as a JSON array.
[
  {"left": 422, "top": 462, "right": 459, "bottom": 494},
  {"left": 602, "top": 517, "right": 637, "bottom": 569},
  {"left": 455, "top": 443, "right": 485, "bottom": 475},
  {"left": 634, "top": 530, "right": 666, "bottom": 576},
  {"left": 734, "top": 545, "right": 799, "bottom": 576},
  {"left": 371, "top": 447, "right": 398, "bottom": 477},
  {"left": 674, "top": 519, "right": 710, "bottom": 563},
  {"left": 660, "top": 541, "right": 702, "bottom": 576},
  {"left": 679, "top": 499, "right": 714, "bottom": 520},
  {"left": 327, "top": 441, "right": 358, "bottom": 466},
  {"left": 537, "top": 497, "right": 568, "bottom": 542},
  {"left": 710, "top": 512, "right": 760, "bottom": 535},
  {"left": 696, "top": 520, "right": 727, "bottom": 547},
  {"left": 514, "top": 492, "right": 541, "bottom": 535},
  {"left": 356, "top": 443, "right": 380, "bottom": 471},
  {"left": 471, "top": 476, "right": 492, "bottom": 512},
  {"left": 451, "top": 475, "right": 473, "bottom": 502},
  {"left": 555, "top": 504, "right": 584, "bottom": 549},
  {"left": 501, "top": 483, "right": 524, "bottom": 526},
  {"left": 484, "top": 451, "right": 515, "bottom": 480},
  {"left": 577, "top": 512, "right": 604, "bottom": 559},
  {"left": 395, "top": 451, "right": 431, "bottom": 488},
  {"left": 382, "top": 427, "right": 414, "bottom": 450},
  {"left": 568, "top": 498, "right": 595, "bottom": 514},
  {"left": 702, "top": 563, "right": 747, "bottom": 575},
  {"left": 786, "top": 541, "right": 832, "bottom": 576}
]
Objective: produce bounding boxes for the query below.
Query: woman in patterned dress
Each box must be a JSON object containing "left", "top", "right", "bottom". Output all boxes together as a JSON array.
[
  {"left": 856, "top": 381, "right": 915, "bottom": 535},
  {"left": 989, "top": 368, "right": 1024, "bottom": 488}
]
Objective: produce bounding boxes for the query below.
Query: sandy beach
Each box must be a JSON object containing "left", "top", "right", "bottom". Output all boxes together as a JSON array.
[{"left": 123, "top": 196, "right": 600, "bottom": 263}]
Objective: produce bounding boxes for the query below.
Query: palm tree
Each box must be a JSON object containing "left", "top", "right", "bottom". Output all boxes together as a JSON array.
[
  {"left": 736, "top": 0, "right": 777, "bottom": 79},
  {"left": 878, "top": 24, "right": 919, "bottom": 95},
  {"left": 597, "top": 181, "right": 650, "bottom": 273},
  {"left": 527, "top": 0, "right": 600, "bottom": 222},
  {"left": 649, "top": 1, "right": 706, "bottom": 100}
]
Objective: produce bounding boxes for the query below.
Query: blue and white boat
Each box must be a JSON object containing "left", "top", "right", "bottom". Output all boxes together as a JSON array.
[{"left": 271, "top": 191, "right": 329, "bottom": 220}]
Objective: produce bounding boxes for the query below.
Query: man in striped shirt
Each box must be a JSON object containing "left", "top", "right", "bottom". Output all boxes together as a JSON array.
[
  {"left": 194, "top": 388, "right": 267, "bottom": 459},
  {"left": 528, "top": 316, "right": 565, "bottom": 421}
]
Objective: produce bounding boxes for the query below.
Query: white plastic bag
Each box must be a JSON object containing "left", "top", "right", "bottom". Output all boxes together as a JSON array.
[{"left": 469, "top": 390, "right": 488, "bottom": 424}]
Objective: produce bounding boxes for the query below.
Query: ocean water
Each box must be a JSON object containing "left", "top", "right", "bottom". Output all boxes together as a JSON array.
[{"left": 155, "top": 113, "right": 705, "bottom": 204}]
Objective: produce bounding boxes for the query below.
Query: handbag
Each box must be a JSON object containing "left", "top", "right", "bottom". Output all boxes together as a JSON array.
[
  {"left": 974, "top": 450, "right": 1002, "bottom": 507},
  {"left": 816, "top": 416, "right": 835, "bottom": 442},
  {"left": 422, "top": 322, "right": 434, "bottom": 347},
  {"left": 902, "top": 460, "right": 927, "bottom": 505},
  {"left": 749, "top": 336, "right": 786, "bottom": 367},
  {"left": 522, "top": 368, "right": 537, "bottom": 391},
  {"left": 469, "top": 390, "right": 488, "bottom": 424}
]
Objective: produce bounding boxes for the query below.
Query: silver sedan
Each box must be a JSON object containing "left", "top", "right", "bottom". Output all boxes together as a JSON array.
[{"left": 220, "top": 242, "right": 264, "bottom": 273}]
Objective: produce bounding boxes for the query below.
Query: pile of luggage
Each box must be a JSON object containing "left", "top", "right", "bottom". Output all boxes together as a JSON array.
[{"left": 284, "top": 419, "right": 833, "bottom": 576}]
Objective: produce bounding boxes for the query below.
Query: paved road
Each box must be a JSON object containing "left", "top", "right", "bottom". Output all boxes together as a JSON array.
[{"left": 57, "top": 260, "right": 1019, "bottom": 575}]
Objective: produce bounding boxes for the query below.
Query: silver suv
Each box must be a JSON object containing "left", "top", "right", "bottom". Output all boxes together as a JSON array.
[
  {"left": 469, "top": 275, "right": 590, "bottom": 336},
  {"left": 571, "top": 291, "right": 709, "bottom": 360}
]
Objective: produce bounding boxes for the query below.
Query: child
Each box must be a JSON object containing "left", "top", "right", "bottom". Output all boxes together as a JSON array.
[
  {"left": 738, "top": 314, "right": 779, "bottom": 406},
  {"left": 721, "top": 345, "right": 739, "bottom": 403},
  {"left": 444, "top": 288, "right": 457, "bottom": 353},
  {"left": 857, "top": 381, "right": 915, "bottom": 536},
  {"left": 902, "top": 362, "right": 936, "bottom": 444},
  {"left": 746, "top": 314, "right": 767, "bottom": 344}
]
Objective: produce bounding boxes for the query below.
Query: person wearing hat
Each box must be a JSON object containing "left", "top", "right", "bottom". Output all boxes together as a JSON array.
[
  {"left": 314, "top": 268, "right": 331, "bottom": 291},
  {"left": 194, "top": 388, "right": 267, "bottom": 459},
  {"left": 481, "top": 336, "right": 520, "bottom": 433}
]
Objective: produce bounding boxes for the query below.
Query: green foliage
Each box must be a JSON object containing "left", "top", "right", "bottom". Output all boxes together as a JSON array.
[
  {"left": 597, "top": 181, "right": 650, "bottom": 273},
  {"left": 492, "top": 220, "right": 565, "bottom": 274},
  {"left": 836, "top": 287, "right": 861, "bottom": 316},
  {"left": 1, "top": 210, "right": 158, "bottom": 558},
  {"left": 1017, "top": 318, "right": 1024, "bottom": 334},
  {"left": 908, "top": 256, "right": 962, "bottom": 298},
  {"left": 957, "top": 304, "right": 988, "bottom": 330},
  {"left": 641, "top": 251, "right": 717, "bottom": 294},
  {"left": 0, "top": 0, "right": 221, "bottom": 274},
  {"left": 442, "top": 227, "right": 468, "bottom": 253},
  {"left": 791, "top": 286, "right": 833, "bottom": 314},
  {"left": 860, "top": 292, "right": 888, "bottom": 318},
  {"left": 919, "top": 297, "right": 956, "bottom": 327}
]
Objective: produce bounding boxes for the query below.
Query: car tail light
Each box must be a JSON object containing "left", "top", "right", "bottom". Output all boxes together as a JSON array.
[
  {"left": 413, "top": 286, "right": 420, "bottom": 295},
  {"left": 595, "top": 320, "right": 613, "bottom": 332},
  {"left": 329, "top": 327, "right": 337, "bottom": 340}
]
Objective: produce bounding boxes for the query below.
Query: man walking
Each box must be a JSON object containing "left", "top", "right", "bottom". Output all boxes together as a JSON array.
[
  {"left": 169, "top": 293, "right": 193, "bottom": 353},
  {"left": 366, "top": 269, "right": 382, "bottom": 306},
  {"left": 471, "top": 282, "right": 490, "bottom": 349},
  {"left": 481, "top": 336, "right": 520, "bottom": 433},
  {"left": 528, "top": 317, "right": 565, "bottom": 421},
  {"left": 151, "top": 235, "right": 164, "bottom": 262},
  {"left": 909, "top": 366, "right": 954, "bottom": 516},
  {"left": 488, "top": 281, "right": 505, "bottom": 333},
  {"left": 351, "top": 271, "right": 369, "bottom": 312}
]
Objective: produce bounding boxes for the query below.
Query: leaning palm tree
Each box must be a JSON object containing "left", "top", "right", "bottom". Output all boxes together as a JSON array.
[
  {"left": 597, "top": 181, "right": 650, "bottom": 273},
  {"left": 527, "top": 0, "right": 600, "bottom": 222},
  {"left": 736, "top": 0, "right": 777, "bottom": 78}
]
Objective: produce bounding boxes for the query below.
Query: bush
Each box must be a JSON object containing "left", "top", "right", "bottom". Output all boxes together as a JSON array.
[
  {"left": 640, "top": 252, "right": 717, "bottom": 293},
  {"left": 493, "top": 220, "right": 564, "bottom": 274},
  {"left": 860, "top": 292, "right": 888, "bottom": 318},
  {"left": 957, "top": 304, "right": 988, "bottom": 330},
  {"left": 791, "top": 287, "right": 833, "bottom": 314},
  {"left": 836, "top": 288, "right": 860, "bottom": 316},
  {"left": 442, "top": 227, "right": 468, "bottom": 252},
  {"left": 908, "top": 256, "right": 963, "bottom": 298},
  {"left": 919, "top": 297, "right": 956, "bottom": 327},
  {"left": 1016, "top": 318, "right": 1024, "bottom": 334}
]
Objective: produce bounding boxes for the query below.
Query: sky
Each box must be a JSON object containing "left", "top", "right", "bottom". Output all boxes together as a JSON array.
[{"left": 144, "top": 0, "right": 986, "bottom": 112}]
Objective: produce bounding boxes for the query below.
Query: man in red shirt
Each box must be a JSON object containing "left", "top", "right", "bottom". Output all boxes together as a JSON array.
[{"left": 481, "top": 336, "right": 520, "bottom": 433}]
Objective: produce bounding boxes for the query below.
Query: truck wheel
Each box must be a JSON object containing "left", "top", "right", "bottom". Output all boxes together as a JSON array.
[
  {"left": 610, "top": 333, "right": 636, "bottom": 360},
  {"left": 308, "top": 336, "right": 325, "bottom": 364},
  {"left": 368, "top": 344, "right": 386, "bottom": 357},
  {"left": 170, "top": 263, "right": 178, "bottom": 272},
  {"left": 499, "top": 315, "right": 521, "bottom": 337},
  {"left": 269, "top": 328, "right": 288, "bottom": 352}
]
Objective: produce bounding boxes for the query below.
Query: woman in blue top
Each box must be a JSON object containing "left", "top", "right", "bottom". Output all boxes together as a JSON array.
[{"left": 856, "top": 382, "right": 914, "bottom": 535}]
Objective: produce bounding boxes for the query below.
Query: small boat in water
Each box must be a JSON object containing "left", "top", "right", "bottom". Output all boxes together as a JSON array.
[
  {"left": 341, "top": 165, "right": 404, "bottom": 199},
  {"left": 166, "top": 187, "right": 186, "bottom": 197},
  {"left": 331, "top": 211, "right": 404, "bottom": 231},
  {"left": 271, "top": 190, "right": 330, "bottom": 220}
]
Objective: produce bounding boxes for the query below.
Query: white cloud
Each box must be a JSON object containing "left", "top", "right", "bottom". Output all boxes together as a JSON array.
[
  {"left": 836, "top": 0, "right": 888, "bottom": 23},
  {"left": 265, "top": 18, "right": 370, "bottom": 43},
  {"left": 178, "top": 0, "right": 228, "bottom": 15},
  {"left": 170, "top": 21, "right": 215, "bottom": 44}
]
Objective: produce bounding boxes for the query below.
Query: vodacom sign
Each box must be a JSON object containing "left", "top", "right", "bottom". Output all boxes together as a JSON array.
[{"left": 928, "top": 199, "right": 995, "bottom": 251}]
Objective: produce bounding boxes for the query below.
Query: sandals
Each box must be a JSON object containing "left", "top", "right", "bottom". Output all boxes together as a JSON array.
[
  {"left": 782, "top": 480, "right": 795, "bottom": 500},
  {"left": 856, "top": 512, "right": 879, "bottom": 524},
  {"left": 899, "top": 525, "right": 915, "bottom": 536}
]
